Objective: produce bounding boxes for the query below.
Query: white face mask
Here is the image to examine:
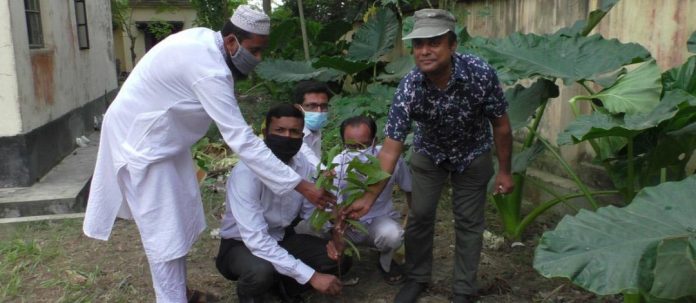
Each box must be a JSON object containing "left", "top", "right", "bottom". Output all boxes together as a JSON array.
[{"left": 341, "top": 138, "right": 376, "bottom": 161}]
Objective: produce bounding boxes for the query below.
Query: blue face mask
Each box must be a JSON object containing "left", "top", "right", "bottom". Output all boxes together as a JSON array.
[{"left": 303, "top": 111, "right": 328, "bottom": 131}]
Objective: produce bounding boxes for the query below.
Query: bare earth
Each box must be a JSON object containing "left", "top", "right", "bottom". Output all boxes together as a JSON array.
[{"left": 0, "top": 184, "right": 621, "bottom": 303}]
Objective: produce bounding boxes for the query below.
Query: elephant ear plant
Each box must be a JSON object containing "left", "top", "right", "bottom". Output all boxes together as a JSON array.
[
  {"left": 308, "top": 145, "right": 391, "bottom": 276},
  {"left": 534, "top": 175, "right": 696, "bottom": 303},
  {"left": 460, "top": 0, "right": 651, "bottom": 240}
]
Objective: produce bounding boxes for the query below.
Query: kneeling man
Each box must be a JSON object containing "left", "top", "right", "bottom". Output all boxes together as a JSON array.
[{"left": 216, "top": 104, "right": 349, "bottom": 303}]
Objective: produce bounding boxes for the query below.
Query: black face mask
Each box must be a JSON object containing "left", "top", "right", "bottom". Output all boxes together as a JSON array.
[
  {"left": 225, "top": 51, "right": 247, "bottom": 81},
  {"left": 264, "top": 134, "right": 303, "bottom": 163}
]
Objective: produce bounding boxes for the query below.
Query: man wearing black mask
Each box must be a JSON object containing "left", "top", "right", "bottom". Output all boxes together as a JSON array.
[
  {"left": 83, "top": 5, "right": 335, "bottom": 302},
  {"left": 216, "top": 104, "right": 350, "bottom": 303}
]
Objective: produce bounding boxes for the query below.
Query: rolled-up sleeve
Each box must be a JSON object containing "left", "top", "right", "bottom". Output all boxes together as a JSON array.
[{"left": 192, "top": 75, "right": 301, "bottom": 195}]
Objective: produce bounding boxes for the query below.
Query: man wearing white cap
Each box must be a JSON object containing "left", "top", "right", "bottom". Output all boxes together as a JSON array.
[
  {"left": 345, "top": 8, "right": 514, "bottom": 303},
  {"left": 83, "top": 5, "right": 336, "bottom": 302}
]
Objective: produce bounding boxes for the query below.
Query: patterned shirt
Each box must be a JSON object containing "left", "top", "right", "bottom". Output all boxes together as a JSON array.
[{"left": 384, "top": 52, "right": 507, "bottom": 172}]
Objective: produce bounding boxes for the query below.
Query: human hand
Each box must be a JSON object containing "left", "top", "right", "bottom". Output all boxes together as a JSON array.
[
  {"left": 309, "top": 272, "right": 342, "bottom": 295},
  {"left": 342, "top": 195, "right": 375, "bottom": 220},
  {"left": 493, "top": 172, "right": 514, "bottom": 195},
  {"left": 295, "top": 180, "right": 336, "bottom": 209},
  {"left": 326, "top": 240, "right": 342, "bottom": 261}
]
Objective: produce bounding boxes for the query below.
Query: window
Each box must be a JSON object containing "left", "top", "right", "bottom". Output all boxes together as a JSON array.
[
  {"left": 24, "top": 0, "right": 43, "bottom": 49},
  {"left": 74, "top": 0, "right": 89, "bottom": 49}
]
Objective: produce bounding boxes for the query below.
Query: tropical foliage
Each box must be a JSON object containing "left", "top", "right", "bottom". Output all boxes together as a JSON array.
[{"left": 534, "top": 175, "right": 696, "bottom": 303}]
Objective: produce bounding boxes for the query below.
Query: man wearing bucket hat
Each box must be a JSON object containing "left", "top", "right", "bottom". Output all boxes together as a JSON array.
[
  {"left": 83, "top": 5, "right": 336, "bottom": 302},
  {"left": 345, "top": 8, "right": 513, "bottom": 303}
]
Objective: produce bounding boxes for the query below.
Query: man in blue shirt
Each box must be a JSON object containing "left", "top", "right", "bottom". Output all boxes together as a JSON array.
[{"left": 346, "top": 8, "right": 513, "bottom": 303}]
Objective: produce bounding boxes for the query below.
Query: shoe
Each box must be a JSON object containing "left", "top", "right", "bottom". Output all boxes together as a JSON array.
[
  {"left": 394, "top": 280, "right": 427, "bottom": 303},
  {"left": 378, "top": 259, "right": 405, "bottom": 285},
  {"left": 451, "top": 293, "right": 478, "bottom": 303}
]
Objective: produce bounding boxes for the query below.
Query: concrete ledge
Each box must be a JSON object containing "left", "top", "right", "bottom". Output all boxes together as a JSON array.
[
  {"left": 0, "top": 213, "right": 84, "bottom": 224},
  {"left": 0, "top": 131, "right": 99, "bottom": 219}
]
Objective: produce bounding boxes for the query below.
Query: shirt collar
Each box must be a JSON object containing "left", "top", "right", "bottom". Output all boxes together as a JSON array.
[
  {"left": 215, "top": 31, "right": 227, "bottom": 57},
  {"left": 415, "top": 53, "right": 469, "bottom": 86},
  {"left": 303, "top": 125, "right": 321, "bottom": 137}
]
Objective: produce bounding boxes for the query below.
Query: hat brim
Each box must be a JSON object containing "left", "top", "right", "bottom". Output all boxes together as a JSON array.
[{"left": 402, "top": 27, "right": 450, "bottom": 40}]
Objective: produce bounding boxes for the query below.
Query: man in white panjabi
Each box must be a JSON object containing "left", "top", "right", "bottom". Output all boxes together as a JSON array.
[{"left": 82, "top": 5, "right": 334, "bottom": 303}]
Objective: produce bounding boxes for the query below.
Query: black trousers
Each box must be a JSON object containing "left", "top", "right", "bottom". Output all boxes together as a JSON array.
[{"left": 216, "top": 233, "right": 351, "bottom": 297}]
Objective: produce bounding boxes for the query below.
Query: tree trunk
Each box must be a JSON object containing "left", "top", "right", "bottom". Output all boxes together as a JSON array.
[
  {"left": 297, "top": 0, "right": 310, "bottom": 61},
  {"left": 262, "top": 0, "right": 271, "bottom": 15}
]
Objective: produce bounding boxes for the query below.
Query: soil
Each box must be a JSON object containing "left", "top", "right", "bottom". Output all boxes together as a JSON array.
[{"left": 1, "top": 184, "right": 620, "bottom": 303}]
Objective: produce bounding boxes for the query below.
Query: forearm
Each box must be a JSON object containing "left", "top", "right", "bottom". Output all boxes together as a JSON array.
[{"left": 492, "top": 115, "right": 513, "bottom": 174}]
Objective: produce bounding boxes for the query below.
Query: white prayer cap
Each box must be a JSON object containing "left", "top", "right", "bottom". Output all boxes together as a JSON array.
[{"left": 230, "top": 5, "right": 270, "bottom": 35}]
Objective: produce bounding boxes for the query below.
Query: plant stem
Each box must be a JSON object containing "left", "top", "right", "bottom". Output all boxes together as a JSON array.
[
  {"left": 512, "top": 190, "right": 618, "bottom": 239},
  {"left": 579, "top": 81, "right": 597, "bottom": 95},
  {"left": 523, "top": 101, "right": 548, "bottom": 148},
  {"left": 526, "top": 177, "right": 579, "bottom": 212},
  {"left": 529, "top": 129, "right": 600, "bottom": 209},
  {"left": 622, "top": 293, "right": 643, "bottom": 303},
  {"left": 626, "top": 136, "right": 636, "bottom": 202},
  {"left": 660, "top": 167, "right": 667, "bottom": 183}
]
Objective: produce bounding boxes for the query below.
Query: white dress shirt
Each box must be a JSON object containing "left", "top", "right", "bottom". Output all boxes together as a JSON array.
[
  {"left": 220, "top": 153, "right": 318, "bottom": 284},
  {"left": 299, "top": 126, "right": 322, "bottom": 167},
  {"left": 83, "top": 28, "right": 302, "bottom": 263},
  {"left": 332, "top": 145, "right": 412, "bottom": 223}
]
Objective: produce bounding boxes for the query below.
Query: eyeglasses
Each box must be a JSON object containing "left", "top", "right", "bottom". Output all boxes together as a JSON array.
[{"left": 301, "top": 103, "right": 330, "bottom": 112}]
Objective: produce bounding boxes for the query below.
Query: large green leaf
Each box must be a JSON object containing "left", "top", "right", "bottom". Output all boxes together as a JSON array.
[
  {"left": 688, "top": 31, "right": 696, "bottom": 53},
  {"left": 268, "top": 18, "right": 299, "bottom": 52},
  {"left": 663, "top": 56, "right": 696, "bottom": 95},
  {"left": 476, "top": 33, "right": 651, "bottom": 85},
  {"left": 554, "top": 0, "right": 619, "bottom": 37},
  {"left": 256, "top": 59, "right": 344, "bottom": 82},
  {"left": 558, "top": 89, "right": 690, "bottom": 145},
  {"left": 313, "top": 56, "right": 372, "bottom": 75},
  {"left": 534, "top": 175, "right": 696, "bottom": 300},
  {"left": 505, "top": 78, "right": 560, "bottom": 130},
  {"left": 347, "top": 8, "right": 398, "bottom": 62},
  {"left": 376, "top": 55, "right": 414, "bottom": 82},
  {"left": 590, "top": 60, "right": 662, "bottom": 115},
  {"left": 511, "top": 141, "right": 545, "bottom": 174}
]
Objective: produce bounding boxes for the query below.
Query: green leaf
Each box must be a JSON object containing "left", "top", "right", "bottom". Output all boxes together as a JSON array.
[
  {"left": 256, "top": 59, "right": 344, "bottom": 82},
  {"left": 347, "top": 219, "right": 369, "bottom": 235},
  {"left": 268, "top": 18, "right": 298, "bottom": 52},
  {"left": 313, "top": 56, "right": 372, "bottom": 75},
  {"left": 554, "top": 0, "right": 619, "bottom": 37},
  {"left": 377, "top": 55, "right": 414, "bottom": 82},
  {"left": 662, "top": 56, "right": 696, "bottom": 95},
  {"left": 688, "top": 31, "right": 696, "bottom": 53},
  {"left": 308, "top": 209, "right": 332, "bottom": 231},
  {"left": 534, "top": 175, "right": 696, "bottom": 300},
  {"left": 347, "top": 8, "right": 399, "bottom": 62},
  {"left": 347, "top": 155, "right": 391, "bottom": 185},
  {"left": 316, "top": 20, "right": 352, "bottom": 42},
  {"left": 476, "top": 33, "right": 651, "bottom": 85},
  {"left": 505, "top": 78, "right": 560, "bottom": 130},
  {"left": 591, "top": 60, "right": 662, "bottom": 115},
  {"left": 344, "top": 238, "right": 361, "bottom": 260},
  {"left": 511, "top": 141, "right": 545, "bottom": 174}
]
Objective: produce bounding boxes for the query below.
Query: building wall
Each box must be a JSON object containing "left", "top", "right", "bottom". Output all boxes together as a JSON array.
[
  {"left": 114, "top": 6, "right": 197, "bottom": 72},
  {"left": 8, "top": 0, "right": 118, "bottom": 135},
  {"left": 456, "top": 0, "right": 696, "bottom": 162},
  {"left": 0, "top": 0, "right": 118, "bottom": 187},
  {"left": 0, "top": 1, "right": 22, "bottom": 137}
]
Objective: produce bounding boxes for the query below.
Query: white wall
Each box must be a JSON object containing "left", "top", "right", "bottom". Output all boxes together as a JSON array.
[
  {"left": 0, "top": 1, "right": 22, "bottom": 136},
  {"left": 7, "top": 0, "right": 117, "bottom": 135}
]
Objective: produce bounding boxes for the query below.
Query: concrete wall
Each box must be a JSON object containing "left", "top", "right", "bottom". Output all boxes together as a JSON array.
[
  {"left": 114, "top": 6, "right": 196, "bottom": 72},
  {"left": 456, "top": 0, "right": 696, "bottom": 163},
  {"left": 0, "top": 0, "right": 117, "bottom": 187},
  {"left": 7, "top": 0, "right": 118, "bottom": 136},
  {"left": 0, "top": 1, "right": 22, "bottom": 137}
]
